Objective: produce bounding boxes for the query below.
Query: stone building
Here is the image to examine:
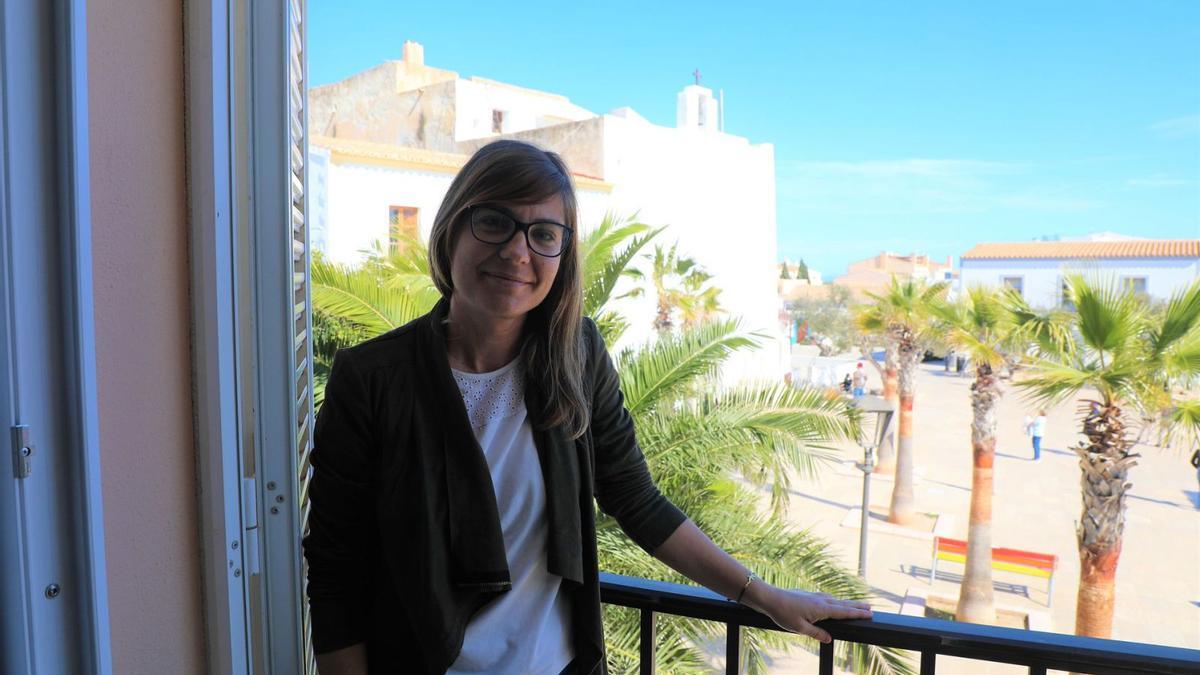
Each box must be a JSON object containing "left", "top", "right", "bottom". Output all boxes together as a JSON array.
[{"left": 830, "top": 252, "right": 957, "bottom": 296}]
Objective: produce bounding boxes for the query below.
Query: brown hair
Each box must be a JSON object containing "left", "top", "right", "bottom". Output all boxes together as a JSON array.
[{"left": 428, "top": 140, "right": 588, "bottom": 438}]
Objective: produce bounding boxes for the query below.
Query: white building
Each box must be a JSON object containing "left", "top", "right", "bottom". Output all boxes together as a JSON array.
[
  {"left": 959, "top": 239, "right": 1200, "bottom": 307},
  {"left": 307, "top": 138, "right": 613, "bottom": 264},
  {"left": 308, "top": 43, "right": 784, "bottom": 380}
]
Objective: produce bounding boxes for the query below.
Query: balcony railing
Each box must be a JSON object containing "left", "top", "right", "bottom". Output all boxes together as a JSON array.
[{"left": 599, "top": 572, "right": 1200, "bottom": 675}]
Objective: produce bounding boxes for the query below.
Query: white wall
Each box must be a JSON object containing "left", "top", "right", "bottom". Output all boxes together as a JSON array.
[
  {"left": 960, "top": 257, "right": 1200, "bottom": 307},
  {"left": 309, "top": 147, "right": 330, "bottom": 253},
  {"left": 575, "top": 190, "right": 613, "bottom": 234},
  {"left": 308, "top": 107, "right": 788, "bottom": 385},
  {"left": 599, "top": 113, "right": 784, "bottom": 382},
  {"left": 676, "top": 85, "right": 719, "bottom": 132},
  {"left": 454, "top": 79, "right": 594, "bottom": 141},
  {"left": 318, "top": 160, "right": 452, "bottom": 264},
  {"left": 312, "top": 153, "right": 612, "bottom": 265}
]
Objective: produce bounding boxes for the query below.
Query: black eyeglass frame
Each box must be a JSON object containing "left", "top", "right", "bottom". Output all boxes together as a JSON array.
[{"left": 465, "top": 203, "right": 574, "bottom": 258}]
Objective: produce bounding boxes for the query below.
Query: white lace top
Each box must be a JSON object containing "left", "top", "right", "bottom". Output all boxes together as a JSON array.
[{"left": 446, "top": 358, "right": 574, "bottom": 675}]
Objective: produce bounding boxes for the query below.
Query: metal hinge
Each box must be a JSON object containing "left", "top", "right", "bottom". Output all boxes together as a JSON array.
[
  {"left": 11, "top": 425, "right": 32, "bottom": 479},
  {"left": 242, "top": 477, "right": 261, "bottom": 576}
]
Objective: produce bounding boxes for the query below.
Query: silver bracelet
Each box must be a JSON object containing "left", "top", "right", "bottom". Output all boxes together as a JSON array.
[{"left": 734, "top": 571, "right": 759, "bottom": 604}]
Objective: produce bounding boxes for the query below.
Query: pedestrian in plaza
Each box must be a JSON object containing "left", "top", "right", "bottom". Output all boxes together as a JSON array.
[
  {"left": 1190, "top": 448, "right": 1200, "bottom": 497},
  {"left": 1025, "top": 410, "right": 1047, "bottom": 460},
  {"left": 851, "top": 362, "right": 867, "bottom": 398}
]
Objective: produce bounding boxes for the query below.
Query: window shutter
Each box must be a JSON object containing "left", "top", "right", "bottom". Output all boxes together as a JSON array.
[{"left": 286, "top": 0, "right": 316, "bottom": 672}]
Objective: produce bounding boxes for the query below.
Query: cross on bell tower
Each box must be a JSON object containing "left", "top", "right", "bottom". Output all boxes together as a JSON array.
[{"left": 677, "top": 69, "right": 719, "bottom": 133}]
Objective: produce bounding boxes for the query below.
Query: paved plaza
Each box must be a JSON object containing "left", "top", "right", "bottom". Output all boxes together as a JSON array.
[{"left": 746, "top": 356, "right": 1200, "bottom": 673}]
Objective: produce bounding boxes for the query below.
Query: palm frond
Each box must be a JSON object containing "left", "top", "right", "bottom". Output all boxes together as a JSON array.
[
  {"left": 1007, "top": 294, "right": 1076, "bottom": 359},
  {"left": 617, "top": 319, "right": 756, "bottom": 414},
  {"left": 584, "top": 227, "right": 661, "bottom": 317},
  {"left": 581, "top": 212, "right": 648, "bottom": 279},
  {"left": 854, "top": 277, "right": 949, "bottom": 346},
  {"left": 1160, "top": 333, "right": 1200, "bottom": 379},
  {"left": 933, "top": 286, "right": 1023, "bottom": 369},
  {"left": 1015, "top": 354, "right": 1150, "bottom": 409},
  {"left": 311, "top": 257, "right": 433, "bottom": 334},
  {"left": 1149, "top": 279, "right": 1200, "bottom": 359},
  {"left": 1165, "top": 398, "right": 1200, "bottom": 449},
  {"left": 1014, "top": 357, "right": 1097, "bottom": 407},
  {"left": 592, "top": 310, "right": 630, "bottom": 347},
  {"left": 1064, "top": 273, "right": 1146, "bottom": 359},
  {"left": 635, "top": 386, "right": 854, "bottom": 516}
]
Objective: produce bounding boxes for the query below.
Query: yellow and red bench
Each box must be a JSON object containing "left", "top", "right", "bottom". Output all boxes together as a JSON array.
[{"left": 931, "top": 536, "right": 1058, "bottom": 606}]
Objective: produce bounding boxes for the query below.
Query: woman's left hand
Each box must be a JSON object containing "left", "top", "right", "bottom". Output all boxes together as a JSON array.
[{"left": 745, "top": 583, "right": 873, "bottom": 644}]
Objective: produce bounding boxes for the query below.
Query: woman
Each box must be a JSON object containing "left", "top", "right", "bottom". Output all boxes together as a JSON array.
[{"left": 303, "top": 140, "right": 871, "bottom": 674}]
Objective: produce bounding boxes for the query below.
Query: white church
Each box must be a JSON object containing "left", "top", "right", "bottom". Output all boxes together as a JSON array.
[{"left": 307, "top": 41, "right": 784, "bottom": 379}]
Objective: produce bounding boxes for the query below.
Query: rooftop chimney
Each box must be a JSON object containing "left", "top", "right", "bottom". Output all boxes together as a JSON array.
[{"left": 403, "top": 40, "right": 424, "bottom": 67}]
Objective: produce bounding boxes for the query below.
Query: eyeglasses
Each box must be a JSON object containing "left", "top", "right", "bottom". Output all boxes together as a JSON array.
[{"left": 467, "top": 204, "right": 572, "bottom": 258}]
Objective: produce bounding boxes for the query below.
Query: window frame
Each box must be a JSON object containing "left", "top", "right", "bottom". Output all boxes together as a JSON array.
[
  {"left": 184, "top": 0, "right": 255, "bottom": 671},
  {"left": 186, "top": 0, "right": 313, "bottom": 672},
  {"left": 1059, "top": 276, "right": 1076, "bottom": 310},
  {"left": 0, "top": 0, "right": 112, "bottom": 670},
  {"left": 1122, "top": 275, "right": 1149, "bottom": 297},
  {"left": 388, "top": 204, "right": 419, "bottom": 253},
  {"left": 1000, "top": 275, "right": 1024, "bottom": 298}
]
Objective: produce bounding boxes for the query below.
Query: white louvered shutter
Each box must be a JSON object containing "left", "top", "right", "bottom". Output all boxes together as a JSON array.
[{"left": 286, "top": 0, "right": 316, "bottom": 672}]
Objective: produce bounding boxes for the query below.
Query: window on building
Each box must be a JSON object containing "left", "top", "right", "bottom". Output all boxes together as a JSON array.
[
  {"left": 1123, "top": 276, "right": 1148, "bottom": 298},
  {"left": 1060, "top": 278, "right": 1074, "bottom": 310},
  {"left": 492, "top": 109, "right": 504, "bottom": 134},
  {"left": 1001, "top": 276, "right": 1024, "bottom": 297},
  {"left": 389, "top": 206, "right": 419, "bottom": 254}
]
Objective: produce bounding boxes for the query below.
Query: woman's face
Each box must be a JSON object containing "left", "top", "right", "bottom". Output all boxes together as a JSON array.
[{"left": 448, "top": 195, "right": 565, "bottom": 324}]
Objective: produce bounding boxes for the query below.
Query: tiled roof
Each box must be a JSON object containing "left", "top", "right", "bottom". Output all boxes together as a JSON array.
[
  {"left": 961, "top": 240, "right": 1200, "bottom": 260},
  {"left": 313, "top": 135, "right": 465, "bottom": 171}
]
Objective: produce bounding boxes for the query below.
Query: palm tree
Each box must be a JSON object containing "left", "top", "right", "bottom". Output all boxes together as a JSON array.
[
  {"left": 602, "top": 322, "right": 911, "bottom": 674},
  {"left": 310, "top": 240, "right": 438, "bottom": 407},
  {"left": 854, "top": 278, "right": 949, "bottom": 526},
  {"left": 579, "top": 212, "right": 661, "bottom": 345},
  {"left": 1016, "top": 275, "right": 1200, "bottom": 638},
  {"left": 679, "top": 270, "right": 723, "bottom": 330},
  {"left": 640, "top": 242, "right": 723, "bottom": 336},
  {"left": 934, "top": 286, "right": 1026, "bottom": 624}
]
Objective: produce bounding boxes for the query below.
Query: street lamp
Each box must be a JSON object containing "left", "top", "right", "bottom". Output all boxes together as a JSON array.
[{"left": 850, "top": 395, "right": 894, "bottom": 579}]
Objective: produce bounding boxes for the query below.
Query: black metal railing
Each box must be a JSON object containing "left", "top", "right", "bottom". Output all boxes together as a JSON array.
[{"left": 599, "top": 572, "right": 1200, "bottom": 675}]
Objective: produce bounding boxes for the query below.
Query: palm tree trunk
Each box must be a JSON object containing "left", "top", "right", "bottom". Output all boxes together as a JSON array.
[
  {"left": 1077, "top": 541, "right": 1122, "bottom": 638},
  {"left": 956, "top": 363, "right": 999, "bottom": 623},
  {"left": 875, "top": 342, "right": 900, "bottom": 474},
  {"left": 654, "top": 297, "right": 673, "bottom": 336},
  {"left": 1074, "top": 402, "right": 1132, "bottom": 638},
  {"left": 888, "top": 344, "right": 921, "bottom": 526}
]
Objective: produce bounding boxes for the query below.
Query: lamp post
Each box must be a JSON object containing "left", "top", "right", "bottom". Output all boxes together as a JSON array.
[{"left": 851, "top": 395, "right": 894, "bottom": 580}]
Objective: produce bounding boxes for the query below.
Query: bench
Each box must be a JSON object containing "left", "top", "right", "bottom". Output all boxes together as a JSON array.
[{"left": 931, "top": 536, "right": 1058, "bottom": 606}]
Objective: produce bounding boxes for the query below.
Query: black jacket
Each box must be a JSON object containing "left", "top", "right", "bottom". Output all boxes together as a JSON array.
[{"left": 303, "top": 299, "right": 686, "bottom": 673}]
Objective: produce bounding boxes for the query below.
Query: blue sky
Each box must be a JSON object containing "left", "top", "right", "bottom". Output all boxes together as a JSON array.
[{"left": 310, "top": 1, "right": 1199, "bottom": 276}]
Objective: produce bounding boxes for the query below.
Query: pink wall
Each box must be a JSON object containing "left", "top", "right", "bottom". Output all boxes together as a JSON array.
[{"left": 88, "top": 0, "right": 206, "bottom": 672}]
